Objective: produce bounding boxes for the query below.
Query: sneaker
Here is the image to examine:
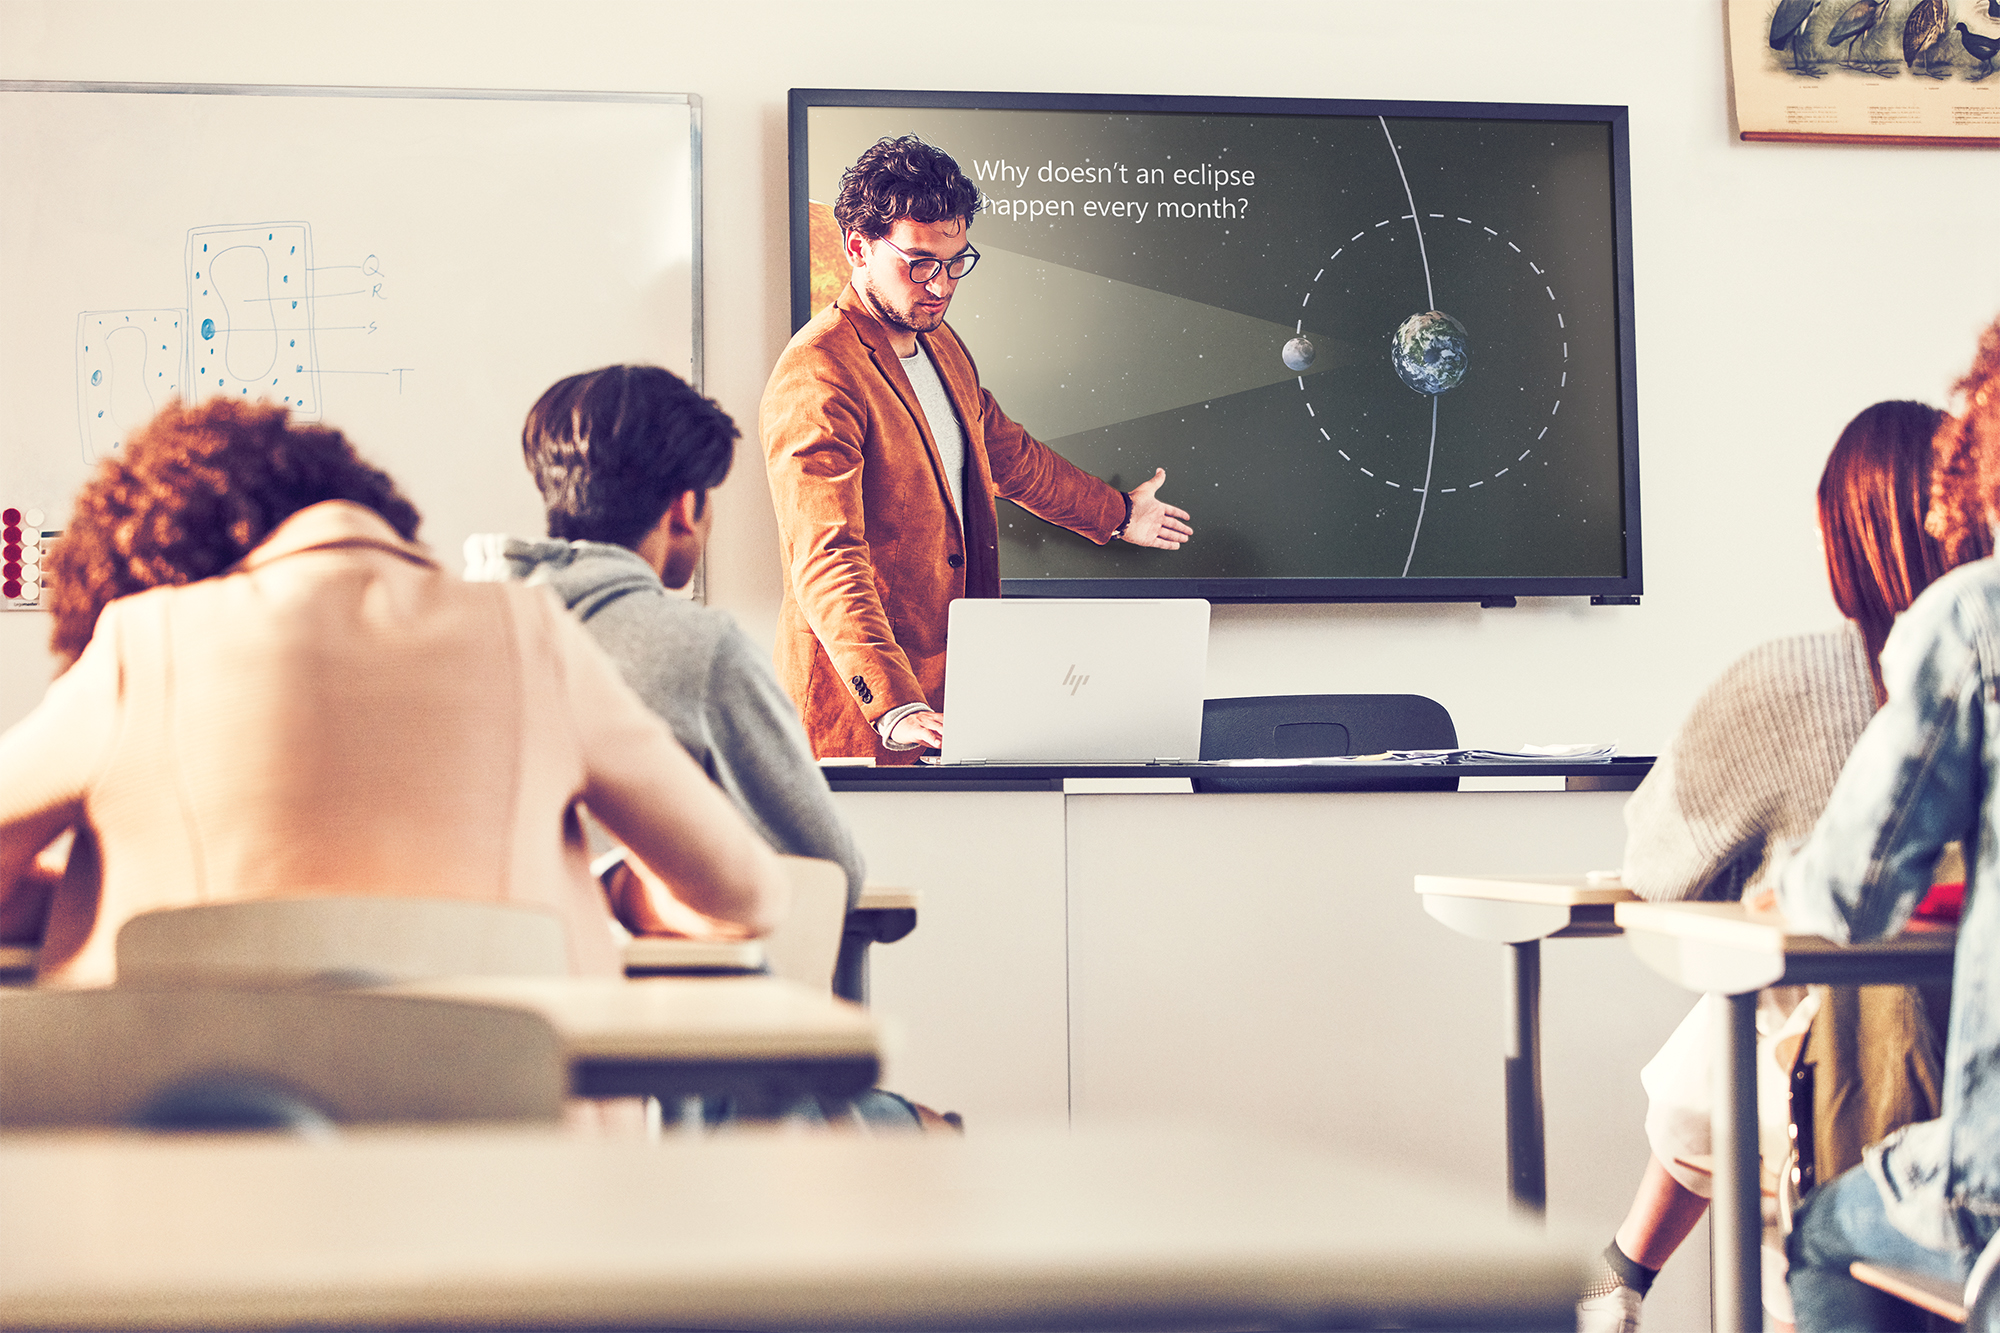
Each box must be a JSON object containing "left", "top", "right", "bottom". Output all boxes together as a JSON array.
[{"left": 1576, "top": 1283, "right": 1641, "bottom": 1333}]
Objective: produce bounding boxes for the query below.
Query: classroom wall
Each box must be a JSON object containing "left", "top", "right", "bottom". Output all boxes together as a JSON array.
[{"left": 4, "top": 0, "right": 1997, "bottom": 752}]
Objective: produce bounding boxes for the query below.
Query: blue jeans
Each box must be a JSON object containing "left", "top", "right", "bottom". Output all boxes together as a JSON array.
[{"left": 1788, "top": 1166, "right": 1973, "bottom": 1332}]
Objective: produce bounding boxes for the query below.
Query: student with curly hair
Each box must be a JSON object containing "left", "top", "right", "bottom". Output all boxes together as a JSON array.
[
  {"left": 1782, "top": 316, "right": 2000, "bottom": 1331},
  {"left": 0, "top": 396, "right": 787, "bottom": 981}
]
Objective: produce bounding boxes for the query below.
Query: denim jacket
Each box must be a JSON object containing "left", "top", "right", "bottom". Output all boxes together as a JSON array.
[{"left": 1778, "top": 557, "right": 2000, "bottom": 1254}]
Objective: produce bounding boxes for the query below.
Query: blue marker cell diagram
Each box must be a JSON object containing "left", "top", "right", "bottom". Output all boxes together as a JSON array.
[
  {"left": 74, "top": 310, "right": 185, "bottom": 463},
  {"left": 185, "top": 222, "right": 320, "bottom": 418}
]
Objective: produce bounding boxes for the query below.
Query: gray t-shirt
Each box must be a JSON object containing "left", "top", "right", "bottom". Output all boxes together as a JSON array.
[{"left": 901, "top": 341, "right": 966, "bottom": 530}]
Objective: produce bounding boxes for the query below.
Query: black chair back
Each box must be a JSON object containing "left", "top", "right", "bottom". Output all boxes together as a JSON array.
[{"left": 1199, "top": 694, "right": 1457, "bottom": 760}]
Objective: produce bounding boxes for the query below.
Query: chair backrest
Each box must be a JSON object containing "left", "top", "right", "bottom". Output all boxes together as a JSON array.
[
  {"left": 1199, "top": 694, "right": 1457, "bottom": 760},
  {"left": 0, "top": 985, "right": 567, "bottom": 1128},
  {"left": 115, "top": 897, "right": 571, "bottom": 986},
  {"left": 760, "top": 856, "right": 851, "bottom": 994}
]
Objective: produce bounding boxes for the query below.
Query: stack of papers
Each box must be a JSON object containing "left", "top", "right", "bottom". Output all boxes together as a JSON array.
[
  {"left": 1208, "top": 743, "right": 1618, "bottom": 767},
  {"left": 1458, "top": 742, "right": 1619, "bottom": 763}
]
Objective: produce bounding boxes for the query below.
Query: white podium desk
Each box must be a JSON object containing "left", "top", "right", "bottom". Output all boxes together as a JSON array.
[
  {"left": 826, "top": 760, "right": 1769, "bottom": 1331},
  {"left": 0, "top": 1125, "right": 1590, "bottom": 1331}
]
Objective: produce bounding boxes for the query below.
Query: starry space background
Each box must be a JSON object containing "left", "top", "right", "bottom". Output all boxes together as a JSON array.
[{"left": 805, "top": 105, "right": 1628, "bottom": 583}]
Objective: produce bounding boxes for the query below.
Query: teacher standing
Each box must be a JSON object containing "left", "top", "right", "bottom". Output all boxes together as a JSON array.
[{"left": 761, "top": 135, "right": 1192, "bottom": 763}]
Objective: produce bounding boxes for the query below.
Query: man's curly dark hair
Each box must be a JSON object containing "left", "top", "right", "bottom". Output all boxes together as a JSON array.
[
  {"left": 833, "top": 135, "right": 983, "bottom": 240},
  {"left": 46, "top": 396, "right": 421, "bottom": 664}
]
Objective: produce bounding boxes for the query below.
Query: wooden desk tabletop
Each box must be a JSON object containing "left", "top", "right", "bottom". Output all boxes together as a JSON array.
[
  {"left": 1415, "top": 873, "right": 1638, "bottom": 906},
  {"left": 379, "top": 974, "right": 877, "bottom": 1063},
  {"left": 0, "top": 1125, "right": 1590, "bottom": 1331},
  {"left": 378, "top": 975, "right": 882, "bottom": 1100},
  {"left": 622, "top": 886, "right": 920, "bottom": 975},
  {"left": 1415, "top": 873, "right": 1635, "bottom": 944},
  {"left": 0, "top": 944, "right": 34, "bottom": 981},
  {"left": 1615, "top": 900, "right": 1957, "bottom": 993},
  {"left": 620, "top": 937, "right": 766, "bottom": 974},
  {"left": 1614, "top": 900, "right": 1956, "bottom": 954},
  {"left": 856, "top": 884, "right": 920, "bottom": 912}
]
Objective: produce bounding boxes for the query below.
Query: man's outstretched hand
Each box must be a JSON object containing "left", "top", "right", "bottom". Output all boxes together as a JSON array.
[{"left": 1119, "top": 468, "right": 1193, "bottom": 550}]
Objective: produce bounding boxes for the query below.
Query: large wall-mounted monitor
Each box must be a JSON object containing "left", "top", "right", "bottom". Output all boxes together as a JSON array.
[{"left": 790, "top": 89, "right": 1640, "bottom": 605}]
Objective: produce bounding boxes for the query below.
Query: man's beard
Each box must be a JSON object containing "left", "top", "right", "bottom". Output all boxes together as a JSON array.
[{"left": 863, "top": 283, "right": 947, "bottom": 335}]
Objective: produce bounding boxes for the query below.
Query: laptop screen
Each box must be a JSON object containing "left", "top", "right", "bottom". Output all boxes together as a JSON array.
[{"left": 938, "top": 599, "right": 1209, "bottom": 765}]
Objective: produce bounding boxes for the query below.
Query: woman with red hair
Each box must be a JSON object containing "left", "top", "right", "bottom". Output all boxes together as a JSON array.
[
  {"left": 0, "top": 396, "right": 786, "bottom": 982},
  {"left": 1582, "top": 399, "right": 1980, "bottom": 1333},
  {"left": 1782, "top": 317, "right": 2000, "bottom": 1331}
]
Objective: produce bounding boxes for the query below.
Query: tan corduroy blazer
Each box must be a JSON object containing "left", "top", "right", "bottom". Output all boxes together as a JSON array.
[
  {"left": 760, "top": 285, "right": 1124, "bottom": 762},
  {"left": 0, "top": 501, "right": 781, "bottom": 985}
]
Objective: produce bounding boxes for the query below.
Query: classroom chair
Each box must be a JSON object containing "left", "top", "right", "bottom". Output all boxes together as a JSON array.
[
  {"left": 115, "top": 896, "right": 571, "bottom": 986},
  {"left": 763, "top": 856, "right": 851, "bottom": 993},
  {"left": 1850, "top": 1230, "right": 2000, "bottom": 1330},
  {"left": 0, "top": 985, "right": 567, "bottom": 1129},
  {"left": 1199, "top": 693, "right": 1458, "bottom": 760}
]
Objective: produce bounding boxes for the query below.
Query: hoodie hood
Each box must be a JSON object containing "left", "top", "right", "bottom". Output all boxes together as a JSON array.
[{"left": 462, "top": 533, "right": 663, "bottom": 621}]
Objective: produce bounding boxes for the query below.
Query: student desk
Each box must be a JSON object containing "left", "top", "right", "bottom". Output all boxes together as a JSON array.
[
  {"left": 621, "top": 883, "right": 921, "bottom": 979},
  {"left": 1413, "top": 873, "right": 1637, "bottom": 1217},
  {"left": 0, "top": 882, "right": 922, "bottom": 988},
  {"left": 379, "top": 974, "right": 881, "bottom": 1102},
  {"left": 0, "top": 1124, "right": 1591, "bottom": 1331},
  {"left": 1615, "top": 900, "right": 1959, "bottom": 1333}
]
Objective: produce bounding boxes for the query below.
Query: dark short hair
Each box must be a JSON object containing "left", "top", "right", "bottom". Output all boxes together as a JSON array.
[
  {"left": 833, "top": 135, "right": 983, "bottom": 240},
  {"left": 46, "top": 396, "right": 421, "bottom": 665},
  {"left": 521, "top": 365, "right": 737, "bottom": 547},
  {"left": 1819, "top": 399, "right": 1980, "bottom": 702}
]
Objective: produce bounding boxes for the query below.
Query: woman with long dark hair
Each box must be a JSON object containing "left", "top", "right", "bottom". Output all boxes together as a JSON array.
[
  {"left": 1581, "top": 400, "right": 1983, "bottom": 1333},
  {"left": 1782, "top": 318, "right": 2000, "bottom": 1331}
]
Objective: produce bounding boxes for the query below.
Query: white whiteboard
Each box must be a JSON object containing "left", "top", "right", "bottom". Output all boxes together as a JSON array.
[{"left": 0, "top": 82, "right": 701, "bottom": 598}]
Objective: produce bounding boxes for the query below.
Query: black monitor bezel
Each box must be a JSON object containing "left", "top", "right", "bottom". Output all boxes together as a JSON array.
[{"left": 788, "top": 87, "right": 1642, "bottom": 605}]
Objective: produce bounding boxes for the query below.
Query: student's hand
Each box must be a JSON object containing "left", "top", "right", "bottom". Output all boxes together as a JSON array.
[
  {"left": 0, "top": 828, "right": 72, "bottom": 944},
  {"left": 1119, "top": 468, "right": 1193, "bottom": 550},
  {"left": 600, "top": 856, "right": 756, "bottom": 940},
  {"left": 889, "top": 709, "right": 945, "bottom": 750}
]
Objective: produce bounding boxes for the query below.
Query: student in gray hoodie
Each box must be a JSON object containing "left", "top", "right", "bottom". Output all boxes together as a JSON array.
[{"left": 465, "top": 364, "right": 867, "bottom": 980}]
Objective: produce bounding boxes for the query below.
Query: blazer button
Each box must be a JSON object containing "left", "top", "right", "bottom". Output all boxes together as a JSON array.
[{"left": 946, "top": 553, "right": 964, "bottom": 568}]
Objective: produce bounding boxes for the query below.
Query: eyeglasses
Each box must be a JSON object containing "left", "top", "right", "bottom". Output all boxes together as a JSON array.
[{"left": 874, "top": 235, "right": 980, "bottom": 283}]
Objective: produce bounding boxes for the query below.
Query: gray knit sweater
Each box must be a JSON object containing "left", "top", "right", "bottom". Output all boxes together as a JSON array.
[
  {"left": 1624, "top": 625, "right": 1876, "bottom": 903},
  {"left": 465, "top": 535, "right": 864, "bottom": 909}
]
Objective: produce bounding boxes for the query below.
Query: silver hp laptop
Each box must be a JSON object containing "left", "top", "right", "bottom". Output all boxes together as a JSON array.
[{"left": 938, "top": 598, "right": 1210, "bottom": 765}]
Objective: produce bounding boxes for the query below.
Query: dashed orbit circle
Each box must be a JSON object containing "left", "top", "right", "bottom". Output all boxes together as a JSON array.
[{"left": 1294, "top": 212, "right": 1569, "bottom": 497}]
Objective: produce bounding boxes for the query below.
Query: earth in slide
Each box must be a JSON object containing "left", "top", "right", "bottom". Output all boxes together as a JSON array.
[{"left": 1390, "top": 311, "right": 1469, "bottom": 395}]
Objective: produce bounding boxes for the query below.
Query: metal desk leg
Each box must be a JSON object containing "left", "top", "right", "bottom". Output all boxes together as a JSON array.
[
  {"left": 1712, "top": 990, "right": 1761, "bottom": 1333},
  {"left": 1503, "top": 939, "right": 1547, "bottom": 1218}
]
